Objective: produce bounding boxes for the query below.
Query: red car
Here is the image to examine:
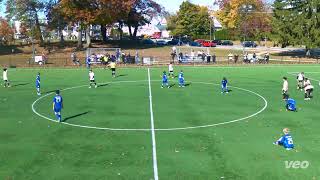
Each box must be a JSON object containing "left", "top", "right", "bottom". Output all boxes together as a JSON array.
[
  {"left": 194, "top": 39, "right": 205, "bottom": 44},
  {"left": 202, "top": 40, "right": 216, "bottom": 47}
]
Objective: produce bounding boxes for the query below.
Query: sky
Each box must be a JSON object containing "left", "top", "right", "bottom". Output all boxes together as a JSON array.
[
  {"left": 155, "top": 0, "right": 216, "bottom": 13},
  {"left": 0, "top": 0, "right": 274, "bottom": 18}
]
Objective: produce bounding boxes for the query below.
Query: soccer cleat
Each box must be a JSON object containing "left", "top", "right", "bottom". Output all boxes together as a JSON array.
[
  {"left": 89, "top": 86, "right": 92, "bottom": 88},
  {"left": 95, "top": 85, "right": 97, "bottom": 88},
  {"left": 161, "top": 86, "right": 163, "bottom": 88}
]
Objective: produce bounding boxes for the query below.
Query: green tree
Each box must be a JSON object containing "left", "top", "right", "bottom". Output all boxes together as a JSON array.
[
  {"left": 46, "top": 0, "right": 68, "bottom": 46},
  {"left": 6, "top": 0, "right": 46, "bottom": 46},
  {"left": 272, "top": 0, "right": 320, "bottom": 55},
  {"left": 124, "top": 0, "right": 163, "bottom": 40},
  {"left": 168, "top": 1, "right": 212, "bottom": 37}
]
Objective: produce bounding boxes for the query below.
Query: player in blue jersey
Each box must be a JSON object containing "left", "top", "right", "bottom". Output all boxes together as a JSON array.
[
  {"left": 53, "top": 90, "right": 63, "bottom": 122},
  {"left": 273, "top": 128, "right": 294, "bottom": 150},
  {"left": 178, "top": 70, "right": 185, "bottom": 87},
  {"left": 36, "top": 73, "right": 41, "bottom": 95},
  {"left": 285, "top": 96, "right": 297, "bottom": 112},
  {"left": 161, "top": 71, "right": 170, "bottom": 88},
  {"left": 221, "top": 77, "right": 228, "bottom": 93}
]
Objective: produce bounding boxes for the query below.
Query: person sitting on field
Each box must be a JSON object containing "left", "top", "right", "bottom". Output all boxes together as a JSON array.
[
  {"left": 273, "top": 128, "right": 294, "bottom": 150},
  {"left": 285, "top": 96, "right": 297, "bottom": 112}
]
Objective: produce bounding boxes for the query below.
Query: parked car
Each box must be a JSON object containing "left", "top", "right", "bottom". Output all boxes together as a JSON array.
[
  {"left": 189, "top": 42, "right": 202, "bottom": 47},
  {"left": 221, "top": 40, "right": 233, "bottom": 46},
  {"left": 212, "top": 39, "right": 222, "bottom": 45},
  {"left": 141, "top": 39, "right": 155, "bottom": 45},
  {"left": 156, "top": 40, "right": 167, "bottom": 46},
  {"left": 167, "top": 39, "right": 180, "bottom": 45},
  {"left": 242, "top": 41, "right": 257, "bottom": 48},
  {"left": 194, "top": 39, "right": 206, "bottom": 44},
  {"left": 202, "top": 40, "right": 216, "bottom": 47}
]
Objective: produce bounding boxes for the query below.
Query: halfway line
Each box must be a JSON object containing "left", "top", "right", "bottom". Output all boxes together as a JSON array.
[{"left": 147, "top": 68, "right": 159, "bottom": 180}]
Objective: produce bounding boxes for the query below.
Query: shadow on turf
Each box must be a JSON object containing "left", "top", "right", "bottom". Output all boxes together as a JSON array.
[
  {"left": 98, "top": 83, "right": 109, "bottom": 87},
  {"left": 63, "top": 111, "right": 91, "bottom": 122},
  {"left": 12, "top": 83, "right": 30, "bottom": 87},
  {"left": 117, "top": 74, "right": 128, "bottom": 78},
  {"left": 44, "top": 90, "right": 58, "bottom": 94}
]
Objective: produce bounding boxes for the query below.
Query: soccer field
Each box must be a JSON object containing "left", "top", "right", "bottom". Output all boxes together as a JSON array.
[{"left": 1, "top": 65, "right": 320, "bottom": 180}]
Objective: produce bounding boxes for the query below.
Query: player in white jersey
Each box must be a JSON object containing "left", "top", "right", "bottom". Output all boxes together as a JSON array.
[
  {"left": 89, "top": 69, "right": 97, "bottom": 88},
  {"left": 304, "top": 79, "right": 314, "bottom": 100},
  {"left": 3, "top": 68, "right": 10, "bottom": 88},
  {"left": 296, "top": 72, "right": 305, "bottom": 91},
  {"left": 282, "top": 77, "right": 289, "bottom": 100},
  {"left": 303, "top": 78, "right": 311, "bottom": 87},
  {"left": 168, "top": 62, "right": 174, "bottom": 78}
]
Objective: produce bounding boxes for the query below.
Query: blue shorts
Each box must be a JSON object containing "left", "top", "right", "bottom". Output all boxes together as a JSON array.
[
  {"left": 54, "top": 108, "right": 61, "bottom": 113},
  {"left": 36, "top": 85, "right": 40, "bottom": 88},
  {"left": 179, "top": 79, "right": 184, "bottom": 84},
  {"left": 162, "top": 80, "right": 168, "bottom": 84}
]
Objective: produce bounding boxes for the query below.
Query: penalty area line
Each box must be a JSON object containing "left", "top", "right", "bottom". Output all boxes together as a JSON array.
[{"left": 147, "top": 68, "right": 159, "bottom": 180}]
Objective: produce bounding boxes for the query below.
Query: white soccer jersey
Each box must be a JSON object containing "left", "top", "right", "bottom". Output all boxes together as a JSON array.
[
  {"left": 3, "top": 71, "right": 8, "bottom": 81},
  {"left": 304, "top": 80, "right": 311, "bottom": 87},
  {"left": 297, "top": 73, "right": 304, "bottom": 81},
  {"left": 169, "top": 64, "right": 173, "bottom": 72},
  {"left": 89, "top": 72, "right": 95, "bottom": 80},
  {"left": 283, "top": 80, "right": 288, "bottom": 91}
]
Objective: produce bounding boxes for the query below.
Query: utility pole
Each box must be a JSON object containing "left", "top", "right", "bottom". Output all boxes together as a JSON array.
[{"left": 240, "top": 4, "right": 254, "bottom": 55}]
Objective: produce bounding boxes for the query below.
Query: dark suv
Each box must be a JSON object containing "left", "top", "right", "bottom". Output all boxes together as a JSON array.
[{"left": 242, "top": 41, "right": 257, "bottom": 48}]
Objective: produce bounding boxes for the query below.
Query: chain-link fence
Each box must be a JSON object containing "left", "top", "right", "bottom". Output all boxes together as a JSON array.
[{"left": 1, "top": 55, "right": 320, "bottom": 68}]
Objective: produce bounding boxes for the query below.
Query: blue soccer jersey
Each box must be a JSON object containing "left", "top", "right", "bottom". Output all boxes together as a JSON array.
[
  {"left": 162, "top": 74, "right": 168, "bottom": 83},
  {"left": 276, "top": 134, "right": 294, "bottom": 149},
  {"left": 36, "top": 75, "right": 40, "bottom": 88},
  {"left": 286, "top": 98, "right": 296, "bottom": 111},
  {"left": 53, "top": 95, "right": 63, "bottom": 112},
  {"left": 222, "top": 79, "right": 228, "bottom": 87},
  {"left": 178, "top": 72, "right": 184, "bottom": 82}
]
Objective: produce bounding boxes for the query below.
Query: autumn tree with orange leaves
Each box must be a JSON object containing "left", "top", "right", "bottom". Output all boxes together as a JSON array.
[
  {"left": 215, "top": 0, "right": 271, "bottom": 40},
  {"left": 0, "top": 17, "right": 14, "bottom": 45}
]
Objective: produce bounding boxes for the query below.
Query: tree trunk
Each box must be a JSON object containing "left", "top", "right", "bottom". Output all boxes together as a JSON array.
[
  {"left": 118, "top": 21, "right": 123, "bottom": 40},
  {"left": 128, "top": 25, "right": 133, "bottom": 39},
  {"left": 34, "top": 13, "right": 44, "bottom": 46},
  {"left": 86, "top": 26, "right": 91, "bottom": 47},
  {"left": 58, "top": 26, "right": 64, "bottom": 47},
  {"left": 100, "top": 24, "right": 107, "bottom": 42},
  {"left": 133, "top": 25, "right": 139, "bottom": 40},
  {"left": 77, "top": 28, "right": 83, "bottom": 49}
]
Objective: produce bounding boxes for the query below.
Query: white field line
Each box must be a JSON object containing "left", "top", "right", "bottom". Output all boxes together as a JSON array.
[
  {"left": 154, "top": 82, "right": 268, "bottom": 131},
  {"left": 32, "top": 80, "right": 268, "bottom": 131},
  {"left": 147, "top": 68, "right": 159, "bottom": 180}
]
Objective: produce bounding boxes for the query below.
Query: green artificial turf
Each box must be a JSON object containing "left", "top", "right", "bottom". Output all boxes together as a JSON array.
[{"left": 1, "top": 65, "right": 320, "bottom": 180}]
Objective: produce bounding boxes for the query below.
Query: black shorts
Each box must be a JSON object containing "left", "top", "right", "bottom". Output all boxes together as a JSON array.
[
  {"left": 169, "top": 70, "right": 173, "bottom": 74},
  {"left": 111, "top": 68, "right": 116, "bottom": 72},
  {"left": 90, "top": 80, "right": 95, "bottom": 83}
]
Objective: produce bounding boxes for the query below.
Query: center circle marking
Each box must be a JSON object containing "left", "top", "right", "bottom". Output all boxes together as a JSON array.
[{"left": 31, "top": 80, "right": 268, "bottom": 131}]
